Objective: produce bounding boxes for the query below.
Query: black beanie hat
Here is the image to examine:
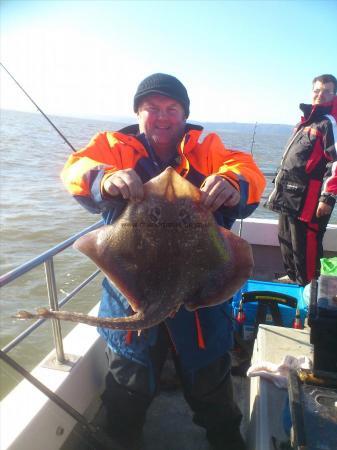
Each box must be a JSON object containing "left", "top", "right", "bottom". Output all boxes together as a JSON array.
[{"left": 134, "top": 73, "right": 190, "bottom": 117}]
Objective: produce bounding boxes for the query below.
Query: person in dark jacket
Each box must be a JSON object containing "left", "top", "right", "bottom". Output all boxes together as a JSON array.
[
  {"left": 61, "top": 73, "right": 265, "bottom": 450},
  {"left": 266, "top": 74, "right": 337, "bottom": 286}
]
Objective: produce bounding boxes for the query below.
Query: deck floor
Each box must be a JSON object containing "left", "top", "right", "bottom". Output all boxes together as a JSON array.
[
  {"left": 62, "top": 355, "right": 250, "bottom": 450},
  {"left": 142, "top": 373, "right": 250, "bottom": 450}
]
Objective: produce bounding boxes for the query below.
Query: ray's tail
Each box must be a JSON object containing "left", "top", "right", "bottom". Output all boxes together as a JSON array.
[{"left": 13, "top": 302, "right": 177, "bottom": 331}]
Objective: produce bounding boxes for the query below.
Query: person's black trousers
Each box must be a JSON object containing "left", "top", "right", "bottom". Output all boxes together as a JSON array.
[
  {"left": 278, "top": 213, "right": 330, "bottom": 286},
  {"left": 101, "top": 322, "right": 244, "bottom": 448}
]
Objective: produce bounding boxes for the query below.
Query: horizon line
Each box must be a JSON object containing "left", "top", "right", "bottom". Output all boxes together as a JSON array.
[{"left": 1, "top": 107, "right": 294, "bottom": 128}]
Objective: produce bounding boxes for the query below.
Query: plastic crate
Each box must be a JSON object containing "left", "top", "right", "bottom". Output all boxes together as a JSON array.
[{"left": 232, "top": 279, "right": 307, "bottom": 341}]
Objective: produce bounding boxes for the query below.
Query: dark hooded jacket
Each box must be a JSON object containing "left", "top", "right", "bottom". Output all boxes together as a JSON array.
[{"left": 265, "top": 97, "right": 337, "bottom": 222}]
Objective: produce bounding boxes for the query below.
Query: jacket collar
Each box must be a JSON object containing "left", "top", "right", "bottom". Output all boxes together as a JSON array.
[
  {"left": 117, "top": 123, "right": 203, "bottom": 135},
  {"left": 115, "top": 123, "right": 204, "bottom": 154},
  {"left": 299, "top": 98, "right": 335, "bottom": 122}
]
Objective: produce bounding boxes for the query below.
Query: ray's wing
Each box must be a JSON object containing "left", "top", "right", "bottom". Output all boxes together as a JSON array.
[
  {"left": 183, "top": 227, "right": 254, "bottom": 310},
  {"left": 73, "top": 225, "right": 144, "bottom": 313}
]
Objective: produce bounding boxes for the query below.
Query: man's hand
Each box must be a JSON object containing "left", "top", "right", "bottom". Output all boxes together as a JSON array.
[
  {"left": 103, "top": 169, "right": 144, "bottom": 201},
  {"left": 200, "top": 175, "right": 240, "bottom": 212},
  {"left": 316, "top": 201, "right": 332, "bottom": 218}
]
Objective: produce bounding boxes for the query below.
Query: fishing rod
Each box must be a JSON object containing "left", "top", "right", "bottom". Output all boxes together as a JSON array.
[
  {"left": 249, "top": 122, "right": 258, "bottom": 155},
  {"left": 238, "top": 121, "right": 257, "bottom": 237},
  {"left": 0, "top": 62, "right": 76, "bottom": 152},
  {"left": 0, "top": 349, "right": 115, "bottom": 449}
]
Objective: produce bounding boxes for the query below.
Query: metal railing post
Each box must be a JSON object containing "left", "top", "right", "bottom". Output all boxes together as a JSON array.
[{"left": 44, "top": 258, "right": 65, "bottom": 364}]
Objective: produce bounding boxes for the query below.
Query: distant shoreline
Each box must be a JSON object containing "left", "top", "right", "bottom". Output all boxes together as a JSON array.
[{"left": 1, "top": 108, "right": 294, "bottom": 135}]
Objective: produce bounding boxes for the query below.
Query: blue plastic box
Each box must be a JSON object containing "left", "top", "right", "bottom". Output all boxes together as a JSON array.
[{"left": 232, "top": 279, "right": 307, "bottom": 341}]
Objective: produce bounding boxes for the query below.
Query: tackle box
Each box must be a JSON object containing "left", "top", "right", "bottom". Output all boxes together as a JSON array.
[{"left": 232, "top": 279, "right": 307, "bottom": 341}]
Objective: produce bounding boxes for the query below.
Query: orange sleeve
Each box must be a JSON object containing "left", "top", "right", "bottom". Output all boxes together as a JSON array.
[
  {"left": 202, "top": 133, "right": 266, "bottom": 205},
  {"left": 61, "top": 132, "right": 119, "bottom": 196}
]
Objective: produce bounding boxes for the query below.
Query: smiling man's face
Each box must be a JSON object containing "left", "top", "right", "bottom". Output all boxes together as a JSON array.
[
  {"left": 137, "top": 94, "right": 186, "bottom": 159},
  {"left": 312, "top": 80, "right": 335, "bottom": 105}
]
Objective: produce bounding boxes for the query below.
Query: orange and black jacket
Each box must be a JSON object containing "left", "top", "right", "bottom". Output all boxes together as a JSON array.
[{"left": 61, "top": 123, "right": 266, "bottom": 229}]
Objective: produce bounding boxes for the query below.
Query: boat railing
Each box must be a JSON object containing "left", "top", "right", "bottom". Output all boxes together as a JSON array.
[{"left": 0, "top": 219, "right": 104, "bottom": 363}]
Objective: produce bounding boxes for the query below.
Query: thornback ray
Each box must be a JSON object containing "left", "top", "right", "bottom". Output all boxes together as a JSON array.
[{"left": 14, "top": 167, "right": 253, "bottom": 330}]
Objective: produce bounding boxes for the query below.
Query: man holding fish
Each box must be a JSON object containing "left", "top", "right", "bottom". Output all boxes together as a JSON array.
[{"left": 61, "top": 73, "right": 265, "bottom": 450}]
